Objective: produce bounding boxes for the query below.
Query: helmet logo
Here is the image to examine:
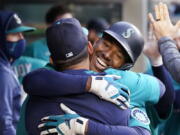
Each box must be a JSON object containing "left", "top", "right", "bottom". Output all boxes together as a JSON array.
[
  {"left": 13, "top": 14, "right": 22, "bottom": 24},
  {"left": 122, "top": 28, "right": 135, "bottom": 39}
]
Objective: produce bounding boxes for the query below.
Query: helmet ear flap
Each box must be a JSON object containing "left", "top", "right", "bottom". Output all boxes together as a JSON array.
[{"left": 119, "top": 63, "right": 133, "bottom": 70}]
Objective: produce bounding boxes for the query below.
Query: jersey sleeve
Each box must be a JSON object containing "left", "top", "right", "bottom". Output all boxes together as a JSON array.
[
  {"left": 87, "top": 120, "right": 150, "bottom": 135},
  {"left": 105, "top": 68, "right": 161, "bottom": 107},
  {"left": 23, "top": 68, "right": 88, "bottom": 97},
  {"left": 138, "top": 73, "right": 161, "bottom": 104}
]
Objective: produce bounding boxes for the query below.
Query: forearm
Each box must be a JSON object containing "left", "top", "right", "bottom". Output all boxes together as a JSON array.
[
  {"left": 23, "top": 68, "right": 88, "bottom": 96},
  {"left": 153, "top": 65, "right": 175, "bottom": 119},
  {"left": 158, "top": 37, "right": 180, "bottom": 83},
  {"left": 87, "top": 120, "right": 150, "bottom": 135}
]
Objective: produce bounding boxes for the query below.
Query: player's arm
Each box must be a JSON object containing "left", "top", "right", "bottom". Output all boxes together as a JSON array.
[
  {"left": 23, "top": 68, "right": 88, "bottom": 96},
  {"left": 87, "top": 121, "right": 150, "bottom": 135},
  {"left": 39, "top": 104, "right": 150, "bottom": 135},
  {"left": 23, "top": 68, "right": 130, "bottom": 109},
  {"left": 152, "top": 65, "right": 175, "bottom": 119}
]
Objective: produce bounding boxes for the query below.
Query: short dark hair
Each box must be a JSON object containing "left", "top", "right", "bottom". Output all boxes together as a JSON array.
[
  {"left": 87, "top": 18, "right": 109, "bottom": 33},
  {"left": 45, "top": 4, "right": 71, "bottom": 24}
]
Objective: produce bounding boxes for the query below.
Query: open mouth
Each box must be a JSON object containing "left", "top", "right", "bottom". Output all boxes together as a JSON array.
[{"left": 96, "top": 57, "right": 108, "bottom": 71}]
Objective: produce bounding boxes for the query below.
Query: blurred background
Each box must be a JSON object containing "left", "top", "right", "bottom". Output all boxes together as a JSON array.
[{"left": 1, "top": 0, "right": 180, "bottom": 72}]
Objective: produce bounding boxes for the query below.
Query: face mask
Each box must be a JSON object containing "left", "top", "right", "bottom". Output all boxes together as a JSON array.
[{"left": 5, "top": 39, "right": 26, "bottom": 60}]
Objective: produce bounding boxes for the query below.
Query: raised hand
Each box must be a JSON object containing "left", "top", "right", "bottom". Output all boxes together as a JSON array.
[
  {"left": 143, "top": 26, "right": 163, "bottom": 66},
  {"left": 148, "top": 2, "right": 180, "bottom": 40}
]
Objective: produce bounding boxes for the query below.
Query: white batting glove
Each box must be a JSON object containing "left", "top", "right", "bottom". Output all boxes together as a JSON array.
[
  {"left": 38, "top": 103, "right": 88, "bottom": 135},
  {"left": 89, "top": 75, "right": 130, "bottom": 109}
]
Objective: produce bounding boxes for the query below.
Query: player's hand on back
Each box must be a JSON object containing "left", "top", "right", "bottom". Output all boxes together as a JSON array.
[
  {"left": 89, "top": 75, "right": 130, "bottom": 109},
  {"left": 38, "top": 103, "right": 88, "bottom": 135}
]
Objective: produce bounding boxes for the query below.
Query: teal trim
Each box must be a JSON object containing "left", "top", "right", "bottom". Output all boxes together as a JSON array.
[
  {"left": 6, "top": 26, "right": 36, "bottom": 34},
  {"left": 16, "top": 96, "right": 29, "bottom": 135}
]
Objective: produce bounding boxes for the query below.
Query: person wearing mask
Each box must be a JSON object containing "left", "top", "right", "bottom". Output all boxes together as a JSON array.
[
  {"left": 0, "top": 11, "right": 35, "bottom": 135},
  {"left": 12, "top": 4, "right": 73, "bottom": 85}
]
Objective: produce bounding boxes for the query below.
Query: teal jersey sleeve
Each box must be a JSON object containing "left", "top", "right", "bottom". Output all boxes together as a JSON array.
[
  {"left": 12, "top": 56, "right": 47, "bottom": 83},
  {"left": 105, "top": 68, "right": 162, "bottom": 131},
  {"left": 105, "top": 68, "right": 161, "bottom": 107},
  {"left": 129, "top": 107, "right": 151, "bottom": 131},
  {"left": 16, "top": 96, "right": 29, "bottom": 135},
  {"left": 24, "top": 38, "right": 50, "bottom": 62}
]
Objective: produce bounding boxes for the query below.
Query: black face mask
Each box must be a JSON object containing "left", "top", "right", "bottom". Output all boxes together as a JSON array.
[{"left": 5, "top": 39, "right": 26, "bottom": 60}]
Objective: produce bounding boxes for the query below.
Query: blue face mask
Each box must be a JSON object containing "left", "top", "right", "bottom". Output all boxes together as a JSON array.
[{"left": 5, "top": 39, "right": 26, "bottom": 60}]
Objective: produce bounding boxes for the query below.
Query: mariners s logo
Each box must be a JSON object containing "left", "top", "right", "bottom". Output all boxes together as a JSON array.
[{"left": 122, "top": 28, "right": 135, "bottom": 39}]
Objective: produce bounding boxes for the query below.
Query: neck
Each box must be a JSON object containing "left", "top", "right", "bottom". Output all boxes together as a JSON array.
[{"left": 64, "top": 58, "right": 90, "bottom": 70}]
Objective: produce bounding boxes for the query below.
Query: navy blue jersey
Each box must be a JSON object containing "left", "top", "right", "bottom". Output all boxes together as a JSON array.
[{"left": 25, "top": 69, "right": 130, "bottom": 135}]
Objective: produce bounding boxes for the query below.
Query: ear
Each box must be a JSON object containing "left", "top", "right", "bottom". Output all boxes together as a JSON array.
[
  {"left": 49, "top": 56, "right": 54, "bottom": 65},
  {"left": 87, "top": 41, "right": 94, "bottom": 55}
]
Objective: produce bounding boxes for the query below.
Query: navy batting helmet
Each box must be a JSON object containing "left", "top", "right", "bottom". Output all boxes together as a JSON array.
[{"left": 103, "top": 21, "right": 144, "bottom": 70}]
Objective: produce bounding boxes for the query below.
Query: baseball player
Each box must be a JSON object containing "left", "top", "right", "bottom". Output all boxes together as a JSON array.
[{"left": 20, "top": 18, "right": 171, "bottom": 135}]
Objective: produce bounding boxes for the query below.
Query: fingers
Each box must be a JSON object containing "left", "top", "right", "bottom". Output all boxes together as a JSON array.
[
  {"left": 111, "top": 94, "right": 130, "bottom": 110},
  {"left": 111, "top": 75, "right": 121, "bottom": 80},
  {"left": 104, "top": 75, "right": 121, "bottom": 80},
  {"left": 116, "top": 98, "right": 130, "bottom": 110},
  {"left": 118, "top": 83, "right": 130, "bottom": 96},
  {"left": 41, "top": 115, "right": 65, "bottom": 121},
  {"left": 40, "top": 128, "right": 59, "bottom": 135},
  {"left": 60, "top": 103, "right": 76, "bottom": 114},
  {"left": 155, "top": 5, "right": 160, "bottom": 20},
  {"left": 163, "top": 3, "right": 170, "bottom": 20},
  {"left": 159, "top": 2, "right": 165, "bottom": 20},
  {"left": 151, "top": 2, "right": 169, "bottom": 21},
  {"left": 38, "top": 121, "right": 57, "bottom": 128},
  {"left": 148, "top": 13, "right": 155, "bottom": 24}
]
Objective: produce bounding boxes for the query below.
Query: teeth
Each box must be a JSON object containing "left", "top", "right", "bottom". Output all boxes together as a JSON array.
[{"left": 97, "top": 57, "right": 107, "bottom": 67}]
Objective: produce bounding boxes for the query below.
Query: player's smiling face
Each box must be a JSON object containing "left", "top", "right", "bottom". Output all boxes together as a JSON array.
[{"left": 90, "top": 35, "right": 126, "bottom": 72}]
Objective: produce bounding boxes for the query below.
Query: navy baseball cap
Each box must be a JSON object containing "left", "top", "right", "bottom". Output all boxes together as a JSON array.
[
  {"left": 46, "top": 18, "right": 88, "bottom": 64},
  {"left": 0, "top": 11, "right": 36, "bottom": 34}
]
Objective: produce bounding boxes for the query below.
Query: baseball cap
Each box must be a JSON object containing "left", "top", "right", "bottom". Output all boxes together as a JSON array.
[
  {"left": 0, "top": 11, "right": 36, "bottom": 34},
  {"left": 46, "top": 18, "right": 88, "bottom": 64}
]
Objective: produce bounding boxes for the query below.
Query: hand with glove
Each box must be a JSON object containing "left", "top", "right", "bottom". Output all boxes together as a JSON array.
[
  {"left": 88, "top": 75, "right": 130, "bottom": 109},
  {"left": 38, "top": 103, "right": 88, "bottom": 135}
]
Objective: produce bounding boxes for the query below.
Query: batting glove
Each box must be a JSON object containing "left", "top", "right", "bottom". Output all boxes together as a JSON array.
[
  {"left": 38, "top": 103, "right": 88, "bottom": 135},
  {"left": 90, "top": 75, "right": 130, "bottom": 109}
]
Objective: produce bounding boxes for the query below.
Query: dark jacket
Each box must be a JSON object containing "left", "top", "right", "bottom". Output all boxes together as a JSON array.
[{"left": 158, "top": 37, "right": 180, "bottom": 83}]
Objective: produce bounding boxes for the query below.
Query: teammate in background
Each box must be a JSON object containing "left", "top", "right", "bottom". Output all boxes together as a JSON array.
[
  {"left": 24, "top": 4, "right": 73, "bottom": 62},
  {"left": 0, "top": 11, "right": 35, "bottom": 135},
  {"left": 22, "top": 18, "right": 170, "bottom": 135},
  {"left": 143, "top": 3, "right": 180, "bottom": 135},
  {"left": 148, "top": 2, "right": 180, "bottom": 83},
  {"left": 87, "top": 18, "right": 109, "bottom": 44},
  {"left": 12, "top": 4, "right": 73, "bottom": 85},
  {"left": 146, "top": 3, "right": 180, "bottom": 135}
]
